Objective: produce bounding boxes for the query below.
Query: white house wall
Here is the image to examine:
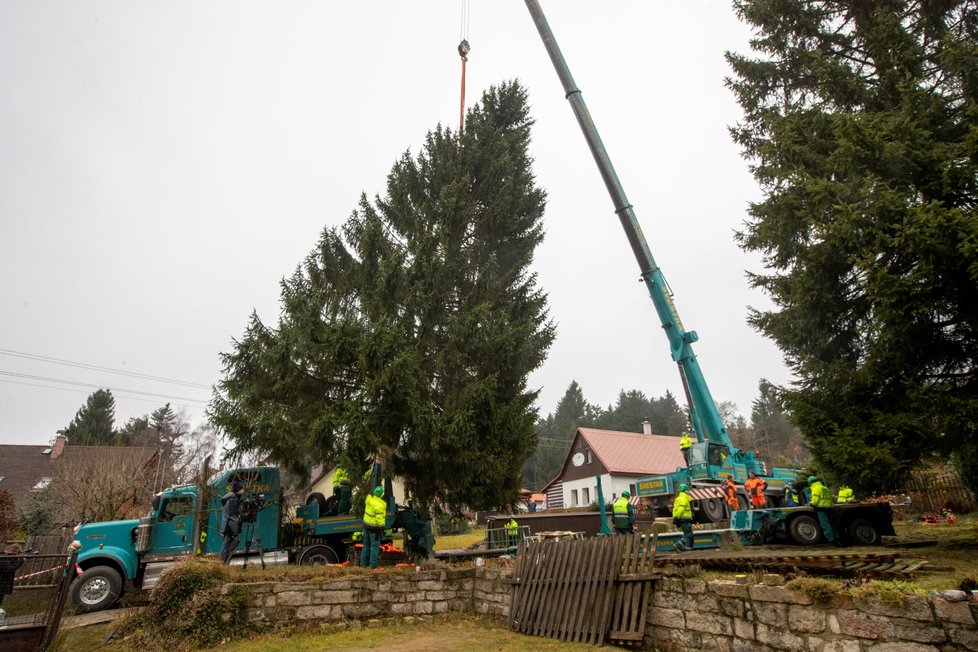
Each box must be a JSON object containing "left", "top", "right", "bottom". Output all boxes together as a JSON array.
[{"left": 559, "top": 475, "right": 641, "bottom": 507}]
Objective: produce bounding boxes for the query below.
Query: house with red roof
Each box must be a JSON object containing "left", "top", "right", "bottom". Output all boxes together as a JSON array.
[{"left": 541, "top": 422, "right": 685, "bottom": 510}]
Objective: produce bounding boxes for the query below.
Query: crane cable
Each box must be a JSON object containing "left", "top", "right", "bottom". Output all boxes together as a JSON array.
[{"left": 458, "top": 0, "right": 471, "bottom": 133}]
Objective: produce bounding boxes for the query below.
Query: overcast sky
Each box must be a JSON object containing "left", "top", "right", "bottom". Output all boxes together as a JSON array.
[{"left": 0, "top": 1, "right": 792, "bottom": 446}]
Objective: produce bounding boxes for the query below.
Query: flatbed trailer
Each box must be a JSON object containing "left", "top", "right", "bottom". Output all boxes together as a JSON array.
[{"left": 730, "top": 501, "right": 895, "bottom": 546}]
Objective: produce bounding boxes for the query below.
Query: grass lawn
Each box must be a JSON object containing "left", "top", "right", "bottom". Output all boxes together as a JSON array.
[
  {"left": 434, "top": 526, "right": 486, "bottom": 551},
  {"left": 55, "top": 614, "right": 598, "bottom": 652}
]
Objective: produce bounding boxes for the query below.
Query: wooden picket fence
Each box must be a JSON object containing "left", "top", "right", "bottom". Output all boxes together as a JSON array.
[{"left": 508, "top": 533, "right": 658, "bottom": 646}]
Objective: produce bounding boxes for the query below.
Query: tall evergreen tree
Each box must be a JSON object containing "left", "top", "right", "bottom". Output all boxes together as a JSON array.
[
  {"left": 750, "top": 379, "right": 805, "bottom": 464},
  {"left": 727, "top": 1, "right": 978, "bottom": 492},
  {"left": 65, "top": 389, "right": 117, "bottom": 446},
  {"left": 210, "top": 81, "right": 555, "bottom": 511}
]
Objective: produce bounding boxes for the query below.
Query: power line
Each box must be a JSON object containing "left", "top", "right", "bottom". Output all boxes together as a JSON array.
[
  {"left": 0, "top": 371, "right": 210, "bottom": 405},
  {"left": 0, "top": 378, "right": 209, "bottom": 409},
  {"left": 0, "top": 348, "right": 210, "bottom": 389}
]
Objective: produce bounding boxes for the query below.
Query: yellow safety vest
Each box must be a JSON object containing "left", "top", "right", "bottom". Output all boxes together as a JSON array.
[
  {"left": 837, "top": 486, "right": 854, "bottom": 503},
  {"left": 810, "top": 481, "right": 832, "bottom": 507},
  {"left": 672, "top": 491, "right": 693, "bottom": 519},
  {"left": 680, "top": 433, "right": 692, "bottom": 450},
  {"left": 363, "top": 494, "right": 387, "bottom": 528},
  {"left": 505, "top": 519, "right": 518, "bottom": 536},
  {"left": 333, "top": 466, "right": 350, "bottom": 487}
]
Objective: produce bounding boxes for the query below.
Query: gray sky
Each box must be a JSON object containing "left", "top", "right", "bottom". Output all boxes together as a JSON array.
[{"left": 0, "top": 1, "right": 791, "bottom": 446}]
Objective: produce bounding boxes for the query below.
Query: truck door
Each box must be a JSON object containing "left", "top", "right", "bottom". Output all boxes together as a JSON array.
[{"left": 152, "top": 494, "right": 196, "bottom": 555}]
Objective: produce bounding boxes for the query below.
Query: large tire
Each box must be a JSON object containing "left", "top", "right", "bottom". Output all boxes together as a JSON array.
[
  {"left": 847, "top": 518, "right": 881, "bottom": 546},
  {"left": 298, "top": 544, "right": 341, "bottom": 565},
  {"left": 69, "top": 565, "right": 122, "bottom": 614},
  {"left": 789, "top": 514, "right": 824, "bottom": 545},
  {"left": 700, "top": 497, "right": 726, "bottom": 523}
]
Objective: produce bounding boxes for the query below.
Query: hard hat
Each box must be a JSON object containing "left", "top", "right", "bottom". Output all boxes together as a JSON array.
[
  {"left": 621, "top": 490, "right": 630, "bottom": 497},
  {"left": 679, "top": 484, "right": 689, "bottom": 492},
  {"left": 807, "top": 476, "right": 816, "bottom": 484},
  {"left": 373, "top": 486, "right": 384, "bottom": 496}
]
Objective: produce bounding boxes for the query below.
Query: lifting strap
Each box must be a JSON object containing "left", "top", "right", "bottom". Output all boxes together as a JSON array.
[{"left": 458, "top": 0, "right": 471, "bottom": 132}]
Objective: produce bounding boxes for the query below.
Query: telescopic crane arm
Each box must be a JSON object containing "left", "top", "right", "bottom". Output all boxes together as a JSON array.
[{"left": 523, "top": 0, "right": 733, "bottom": 450}]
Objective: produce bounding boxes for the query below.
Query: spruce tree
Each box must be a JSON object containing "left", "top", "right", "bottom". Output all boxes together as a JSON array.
[
  {"left": 65, "top": 389, "right": 117, "bottom": 446},
  {"left": 210, "top": 81, "right": 554, "bottom": 510},
  {"left": 727, "top": 1, "right": 978, "bottom": 492}
]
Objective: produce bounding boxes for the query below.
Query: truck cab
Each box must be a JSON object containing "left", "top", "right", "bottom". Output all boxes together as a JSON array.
[{"left": 70, "top": 466, "right": 282, "bottom": 613}]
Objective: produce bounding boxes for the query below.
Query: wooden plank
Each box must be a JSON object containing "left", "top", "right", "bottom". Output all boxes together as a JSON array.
[
  {"left": 508, "top": 537, "right": 533, "bottom": 628},
  {"left": 553, "top": 534, "right": 587, "bottom": 640},
  {"left": 570, "top": 536, "right": 601, "bottom": 643},
  {"left": 540, "top": 536, "right": 574, "bottom": 639},
  {"left": 528, "top": 539, "right": 562, "bottom": 637},
  {"left": 595, "top": 533, "right": 630, "bottom": 645},
  {"left": 513, "top": 538, "right": 550, "bottom": 633}
]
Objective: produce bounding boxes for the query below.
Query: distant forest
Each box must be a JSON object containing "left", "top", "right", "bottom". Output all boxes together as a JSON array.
[{"left": 522, "top": 379, "right": 804, "bottom": 490}]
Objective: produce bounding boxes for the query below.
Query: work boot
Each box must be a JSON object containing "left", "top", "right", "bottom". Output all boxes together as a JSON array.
[{"left": 672, "top": 541, "right": 684, "bottom": 553}]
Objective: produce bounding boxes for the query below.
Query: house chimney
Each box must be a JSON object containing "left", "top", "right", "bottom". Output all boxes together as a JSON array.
[
  {"left": 50, "top": 431, "right": 67, "bottom": 459},
  {"left": 642, "top": 420, "right": 652, "bottom": 436}
]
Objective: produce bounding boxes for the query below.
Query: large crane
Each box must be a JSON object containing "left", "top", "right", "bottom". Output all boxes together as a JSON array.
[{"left": 524, "top": 0, "right": 798, "bottom": 522}]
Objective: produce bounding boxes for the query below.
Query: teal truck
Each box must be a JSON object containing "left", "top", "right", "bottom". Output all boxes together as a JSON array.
[
  {"left": 68, "top": 465, "right": 434, "bottom": 613},
  {"left": 525, "top": 0, "right": 800, "bottom": 525}
]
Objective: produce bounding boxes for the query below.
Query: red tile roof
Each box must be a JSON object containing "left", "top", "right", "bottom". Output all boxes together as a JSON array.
[{"left": 578, "top": 427, "right": 685, "bottom": 475}]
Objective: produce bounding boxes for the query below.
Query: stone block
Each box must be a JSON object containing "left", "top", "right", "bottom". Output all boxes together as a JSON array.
[
  {"left": 277, "top": 590, "right": 312, "bottom": 606},
  {"left": 685, "top": 579, "right": 707, "bottom": 594},
  {"left": 749, "top": 584, "right": 812, "bottom": 605},
  {"left": 342, "top": 602, "right": 383, "bottom": 618},
  {"left": 246, "top": 608, "right": 266, "bottom": 622},
  {"left": 323, "top": 579, "right": 353, "bottom": 590},
  {"left": 414, "top": 601, "right": 434, "bottom": 615},
  {"left": 836, "top": 609, "right": 892, "bottom": 639},
  {"left": 659, "top": 577, "right": 685, "bottom": 593},
  {"left": 753, "top": 602, "right": 787, "bottom": 627},
  {"left": 733, "top": 617, "right": 755, "bottom": 641},
  {"left": 855, "top": 596, "right": 933, "bottom": 621},
  {"left": 433, "top": 601, "right": 449, "bottom": 613},
  {"left": 390, "top": 602, "right": 414, "bottom": 615},
  {"left": 720, "top": 597, "right": 746, "bottom": 618},
  {"left": 755, "top": 622, "right": 804, "bottom": 650},
  {"left": 650, "top": 607, "right": 685, "bottom": 629},
  {"left": 710, "top": 580, "right": 750, "bottom": 599},
  {"left": 296, "top": 605, "right": 334, "bottom": 620},
  {"left": 869, "top": 643, "right": 945, "bottom": 652},
  {"left": 762, "top": 574, "right": 784, "bottom": 586},
  {"left": 263, "top": 594, "right": 277, "bottom": 608},
  {"left": 685, "top": 610, "right": 734, "bottom": 636},
  {"left": 827, "top": 614, "right": 840, "bottom": 635},
  {"left": 653, "top": 590, "right": 687, "bottom": 609},
  {"left": 890, "top": 619, "right": 946, "bottom": 644},
  {"left": 695, "top": 595, "right": 720, "bottom": 612},
  {"left": 314, "top": 590, "right": 358, "bottom": 605},
  {"left": 787, "top": 605, "right": 826, "bottom": 634},
  {"left": 934, "top": 597, "right": 975, "bottom": 625},
  {"left": 732, "top": 637, "right": 770, "bottom": 652},
  {"left": 417, "top": 580, "right": 442, "bottom": 591},
  {"left": 805, "top": 636, "right": 859, "bottom": 652},
  {"left": 426, "top": 591, "right": 447, "bottom": 601},
  {"left": 948, "top": 625, "right": 978, "bottom": 652}
]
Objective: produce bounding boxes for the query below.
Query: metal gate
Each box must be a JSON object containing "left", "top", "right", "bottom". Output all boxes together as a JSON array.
[{"left": 508, "top": 533, "right": 658, "bottom": 646}]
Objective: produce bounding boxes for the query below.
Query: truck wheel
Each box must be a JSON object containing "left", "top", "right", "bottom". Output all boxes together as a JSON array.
[
  {"left": 737, "top": 495, "right": 750, "bottom": 511},
  {"left": 298, "top": 544, "right": 340, "bottom": 565},
  {"left": 789, "top": 515, "right": 824, "bottom": 545},
  {"left": 700, "top": 498, "right": 726, "bottom": 522},
  {"left": 69, "top": 565, "right": 122, "bottom": 614},
  {"left": 848, "top": 518, "right": 881, "bottom": 546}
]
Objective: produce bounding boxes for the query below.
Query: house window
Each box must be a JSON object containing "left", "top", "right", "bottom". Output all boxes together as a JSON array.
[
  {"left": 32, "top": 477, "right": 54, "bottom": 491},
  {"left": 570, "top": 489, "right": 579, "bottom": 506},
  {"left": 586, "top": 449, "right": 592, "bottom": 464},
  {"left": 629, "top": 483, "right": 636, "bottom": 496},
  {"left": 0, "top": 475, "right": 5, "bottom": 482},
  {"left": 582, "top": 487, "right": 590, "bottom": 504}
]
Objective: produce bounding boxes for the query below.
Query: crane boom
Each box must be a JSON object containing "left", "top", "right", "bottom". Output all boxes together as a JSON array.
[{"left": 523, "top": 0, "right": 730, "bottom": 448}]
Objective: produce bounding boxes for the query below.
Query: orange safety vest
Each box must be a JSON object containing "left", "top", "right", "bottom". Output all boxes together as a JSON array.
[
  {"left": 744, "top": 477, "right": 767, "bottom": 507},
  {"left": 724, "top": 481, "right": 739, "bottom": 509}
]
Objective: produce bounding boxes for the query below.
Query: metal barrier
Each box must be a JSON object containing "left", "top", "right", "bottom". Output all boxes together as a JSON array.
[
  {"left": 0, "top": 549, "right": 78, "bottom": 651},
  {"left": 485, "top": 525, "right": 532, "bottom": 551}
]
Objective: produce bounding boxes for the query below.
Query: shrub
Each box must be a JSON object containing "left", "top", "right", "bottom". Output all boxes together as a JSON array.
[
  {"left": 112, "top": 558, "right": 252, "bottom": 650},
  {"left": 786, "top": 577, "right": 841, "bottom": 602}
]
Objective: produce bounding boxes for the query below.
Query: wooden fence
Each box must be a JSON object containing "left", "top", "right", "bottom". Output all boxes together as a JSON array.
[{"left": 508, "top": 533, "right": 658, "bottom": 646}]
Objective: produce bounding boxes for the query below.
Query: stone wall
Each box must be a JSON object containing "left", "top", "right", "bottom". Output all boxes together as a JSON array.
[
  {"left": 230, "top": 566, "right": 511, "bottom": 625},
  {"left": 226, "top": 567, "right": 978, "bottom": 651},
  {"left": 649, "top": 577, "right": 978, "bottom": 651}
]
